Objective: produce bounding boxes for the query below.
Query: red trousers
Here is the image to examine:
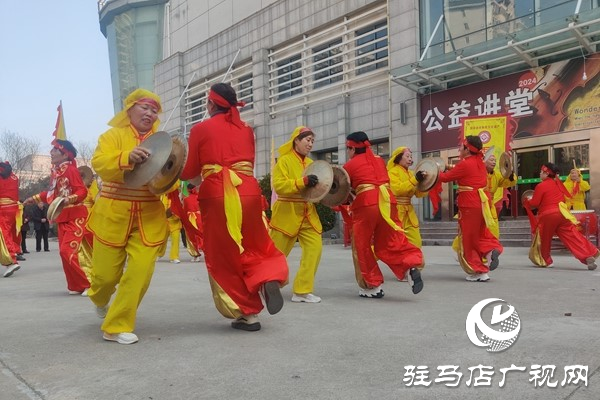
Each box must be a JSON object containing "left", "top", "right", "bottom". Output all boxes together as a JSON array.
[
  {"left": 57, "top": 217, "right": 89, "bottom": 291},
  {"left": 537, "top": 211, "right": 599, "bottom": 265},
  {"left": 352, "top": 204, "right": 423, "bottom": 287},
  {"left": 0, "top": 210, "right": 19, "bottom": 263},
  {"left": 459, "top": 207, "right": 503, "bottom": 273},
  {"left": 200, "top": 195, "right": 288, "bottom": 316}
]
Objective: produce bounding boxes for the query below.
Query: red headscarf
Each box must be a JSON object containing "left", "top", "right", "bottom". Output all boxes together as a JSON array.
[{"left": 208, "top": 89, "right": 246, "bottom": 128}]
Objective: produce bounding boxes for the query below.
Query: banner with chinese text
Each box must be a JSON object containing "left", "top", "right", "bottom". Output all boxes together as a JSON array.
[{"left": 420, "top": 55, "right": 600, "bottom": 152}]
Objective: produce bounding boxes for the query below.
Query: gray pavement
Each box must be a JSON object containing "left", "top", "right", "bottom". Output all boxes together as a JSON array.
[{"left": 1, "top": 238, "right": 599, "bottom": 400}]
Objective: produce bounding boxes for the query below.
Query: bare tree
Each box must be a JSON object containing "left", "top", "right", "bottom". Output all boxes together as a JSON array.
[
  {"left": 0, "top": 130, "right": 41, "bottom": 188},
  {"left": 75, "top": 140, "right": 95, "bottom": 167}
]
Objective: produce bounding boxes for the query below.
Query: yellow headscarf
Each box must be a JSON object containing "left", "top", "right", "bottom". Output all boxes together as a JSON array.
[
  {"left": 386, "top": 146, "right": 407, "bottom": 171},
  {"left": 278, "top": 126, "right": 313, "bottom": 156},
  {"left": 108, "top": 89, "right": 162, "bottom": 132}
]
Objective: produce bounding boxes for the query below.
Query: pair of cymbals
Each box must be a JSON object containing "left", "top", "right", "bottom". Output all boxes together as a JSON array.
[
  {"left": 123, "top": 132, "right": 187, "bottom": 195},
  {"left": 301, "top": 160, "right": 334, "bottom": 203},
  {"left": 48, "top": 196, "right": 67, "bottom": 221},
  {"left": 414, "top": 158, "right": 441, "bottom": 192}
]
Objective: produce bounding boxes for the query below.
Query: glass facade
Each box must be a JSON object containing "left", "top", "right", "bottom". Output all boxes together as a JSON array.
[
  {"left": 419, "top": 0, "right": 599, "bottom": 60},
  {"left": 104, "top": 4, "right": 164, "bottom": 112}
]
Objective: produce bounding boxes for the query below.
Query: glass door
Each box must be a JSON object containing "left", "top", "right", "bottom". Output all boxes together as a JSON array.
[{"left": 515, "top": 147, "right": 550, "bottom": 216}]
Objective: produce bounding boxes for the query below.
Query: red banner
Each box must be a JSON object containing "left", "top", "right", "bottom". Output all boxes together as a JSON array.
[{"left": 420, "top": 55, "right": 600, "bottom": 152}]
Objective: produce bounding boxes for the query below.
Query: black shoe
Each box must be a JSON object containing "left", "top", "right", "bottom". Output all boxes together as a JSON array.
[
  {"left": 261, "top": 281, "right": 283, "bottom": 315},
  {"left": 23, "top": 250, "right": 29, "bottom": 254},
  {"left": 231, "top": 315, "right": 261, "bottom": 331},
  {"left": 408, "top": 268, "right": 424, "bottom": 294},
  {"left": 36, "top": 250, "right": 40, "bottom": 252},
  {"left": 44, "top": 249, "right": 50, "bottom": 252},
  {"left": 16, "top": 255, "right": 26, "bottom": 261},
  {"left": 488, "top": 249, "right": 500, "bottom": 271}
]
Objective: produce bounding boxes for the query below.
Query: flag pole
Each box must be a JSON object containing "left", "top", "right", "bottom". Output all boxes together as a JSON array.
[{"left": 163, "top": 71, "right": 198, "bottom": 133}]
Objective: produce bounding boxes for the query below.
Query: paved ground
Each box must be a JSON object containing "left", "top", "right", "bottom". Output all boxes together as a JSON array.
[{"left": 1, "top": 238, "right": 599, "bottom": 400}]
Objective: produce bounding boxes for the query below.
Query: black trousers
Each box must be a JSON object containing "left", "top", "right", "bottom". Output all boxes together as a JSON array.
[
  {"left": 35, "top": 229, "right": 49, "bottom": 251},
  {"left": 21, "top": 231, "right": 28, "bottom": 252}
]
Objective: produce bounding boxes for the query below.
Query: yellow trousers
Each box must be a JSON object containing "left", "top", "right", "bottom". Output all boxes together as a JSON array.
[
  {"left": 88, "top": 226, "right": 161, "bottom": 334},
  {"left": 270, "top": 219, "right": 322, "bottom": 295}
]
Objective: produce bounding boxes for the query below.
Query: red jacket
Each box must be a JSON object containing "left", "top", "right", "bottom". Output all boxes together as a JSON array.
[
  {"left": 343, "top": 153, "right": 395, "bottom": 210},
  {"left": 181, "top": 113, "right": 261, "bottom": 199},
  {"left": 439, "top": 155, "right": 487, "bottom": 208}
]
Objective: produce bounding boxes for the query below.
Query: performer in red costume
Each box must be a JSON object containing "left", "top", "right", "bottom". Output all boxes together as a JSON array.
[
  {"left": 524, "top": 162, "right": 599, "bottom": 269},
  {"left": 25, "top": 140, "right": 89, "bottom": 293},
  {"left": 343, "top": 131, "right": 424, "bottom": 299},
  {"left": 181, "top": 83, "right": 288, "bottom": 332},
  {"left": 438, "top": 135, "right": 503, "bottom": 282},
  {"left": 0, "top": 162, "right": 22, "bottom": 277}
]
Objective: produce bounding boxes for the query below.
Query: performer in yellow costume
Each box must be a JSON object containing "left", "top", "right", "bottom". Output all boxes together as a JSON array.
[
  {"left": 485, "top": 154, "right": 516, "bottom": 238},
  {"left": 564, "top": 168, "right": 590, "bottom": 210},
  {"left": 79, "top": 176, "right": 99, "bottom": 281},
  {"left": 87, "top": 89, "right": 167, "bottom": 345},
  {"left": 159, "top": 189, "right": 183, "bottom": 264},
  {"left": 387, "top": 146, "right": 427, "bottom": 248},
  {"left": 270, "top": 126, "right": 323, "bottom": 303}
]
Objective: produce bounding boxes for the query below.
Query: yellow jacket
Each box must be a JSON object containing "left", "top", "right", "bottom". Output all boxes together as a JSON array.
[
  {"left": 564, "top": 178, "right": 590, "bottom": 210},
  {"left": 270, "top": 151, "right": 322, "bottom": 236},
  {"left": 388, "top": 165, "right": 426, "bottom": 228},
  {"left": 88, "top": 126, "right": 168, "bottom": 247},
  {"left": 487, "top": 170, "right": 516, "bottom": 205}
]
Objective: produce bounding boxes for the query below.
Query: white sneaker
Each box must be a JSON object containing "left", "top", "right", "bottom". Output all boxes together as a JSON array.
[
  {"left": 191, "top": 256, "right": 201, "bottom": 262},
  {"left": 291, "top": 293, "right": 322, "bottom": 303},
  {"left": 81, "top": 289, "right": 89, "bottom": 297},
  {"left": 358, "top": 285, "right": 384, "bottom": 298},
  {"left": 170, "top": 259, "right": 181, "bottom": 264},
  {"left": 466, "top": 273, "right": 490, "bottom": 282},
  {"left": 3, "top": 263, "right": 20, "bottom": 277},
  {"left": 95, "top": 305, "right": 108, "bottom": 319},
  {"left": 68, "top": 290, "right": 83, "bottom": 295},
  {"left": 103, "top": 332, "right": 138, "bottom": 345}
]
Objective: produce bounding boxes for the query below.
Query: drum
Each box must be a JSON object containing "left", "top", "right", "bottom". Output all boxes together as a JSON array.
[{"left": 570, "top": 210, "right": 598, "bottom": 238}]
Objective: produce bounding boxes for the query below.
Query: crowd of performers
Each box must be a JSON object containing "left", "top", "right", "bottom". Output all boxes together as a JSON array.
[{"left": 2, "top": 84, "right": 597, "bottom": 345}]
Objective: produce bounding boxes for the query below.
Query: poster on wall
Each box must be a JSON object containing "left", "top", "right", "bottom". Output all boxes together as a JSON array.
[
  {"left": 420, "top": 55, "right": 600, "bottom": 152},
  {"left": 461, "top": 114, "right": 512, "bottom": 161}
]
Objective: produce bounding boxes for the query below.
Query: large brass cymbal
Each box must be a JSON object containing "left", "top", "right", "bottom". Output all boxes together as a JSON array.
[
  {"left": 499, "top": 151, "right": 513, "bottom": 179},
  {"left": 78, "top": 165, "right": 94, "bottom": 187},
  {"left": 414, "top": 158, "right": 440, "bottom": 192},
  {"left": 147, "top": 135, "right": 188, "bottom": 195},
  {"left": 431, "top": 156, "right": 447, "bottom": 172},
  {"left": 521, "top": 189, "right": 534, "bottom": 207},
  {"left": 124, "top": 131, "right": 173, "bottom": 189},
  {"left": 300, "top": 160, "right": 334, "bottom": 203},
  {"left": 320, "top": 165, "right": 351, "bottom": 207},
  {"left": 47, "top": 196, "right": 67, "bottom": 221}
]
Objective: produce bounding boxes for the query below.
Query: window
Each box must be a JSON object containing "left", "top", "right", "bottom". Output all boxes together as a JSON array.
[
  {"left": 372, "top": 141, "right": 390, "bottom": 158},
  {"left": 553, "top": 143, "right": 589, "bottom": 177},
  {"left": 187, "top": 93, "right": 206, "bottom": 126},
  {"left": 277, "top": 55, "right": 302, "bottom": 99},
  {"left": 313, "top": 39, "right": 343, "bottom": 89},
  {"left": 355, "top": 21, "right": 388, "bottom": 74},
  {"left": 316, "top": 150, "right": 339, "bottom": 164},
  {"left": 237, "top": 74, "right": 253, "bottom": 111}
]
